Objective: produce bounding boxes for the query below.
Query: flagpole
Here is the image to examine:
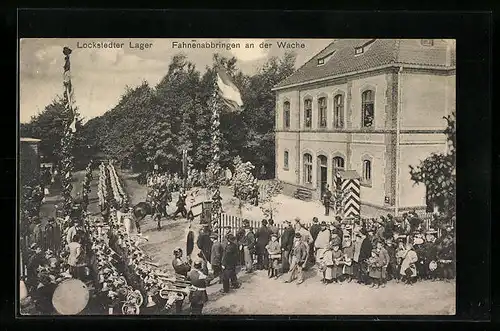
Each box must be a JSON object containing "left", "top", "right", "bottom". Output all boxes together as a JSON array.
[{"left": 60, "top": 46, "right": 77, "bottom": 218}]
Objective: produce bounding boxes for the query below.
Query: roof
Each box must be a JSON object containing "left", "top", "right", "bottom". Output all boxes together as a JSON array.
[
  {"left": 20, "top": 137, "right": 41, "bottom": 143},
  {"left": 274, "top": 39, "right": 456, "bottom": 90}
]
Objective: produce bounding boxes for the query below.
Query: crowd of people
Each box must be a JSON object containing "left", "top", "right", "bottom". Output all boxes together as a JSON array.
[{"left": 183, "top": 213, "right": 455, "bottom": 297}]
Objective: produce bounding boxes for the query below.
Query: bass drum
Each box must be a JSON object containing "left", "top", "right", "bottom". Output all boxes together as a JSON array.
[{"left": 52, "top": 279, "right": 89, "bottom": 315}]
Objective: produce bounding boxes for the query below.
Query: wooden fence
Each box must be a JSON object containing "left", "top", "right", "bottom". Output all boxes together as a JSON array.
[{"left": 215, "top": 213, "right": 449, "bottom": 242}]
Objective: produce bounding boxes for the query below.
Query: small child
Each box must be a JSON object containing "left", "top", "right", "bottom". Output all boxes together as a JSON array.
[
  {"left": 368, "top": 249, "right": 383, "bottom": 288},
  {"left": 331, "top": 243, "right": 343, "bottom": 283},
  {"left": 320, "top": 243, "right": 334, "bottom": 284},
  {"left": 266, "top": 233, "right": 281, "bottom": 279}
]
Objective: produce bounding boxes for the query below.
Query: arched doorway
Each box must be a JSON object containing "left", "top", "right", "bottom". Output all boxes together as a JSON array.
[{"left": 317, "top": 155, "right": 328, "bottom": 198}]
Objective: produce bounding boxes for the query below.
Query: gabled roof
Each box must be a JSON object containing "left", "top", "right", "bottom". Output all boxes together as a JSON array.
[{"left": 274, "top": 39, "right": 455, "bottom": 90}]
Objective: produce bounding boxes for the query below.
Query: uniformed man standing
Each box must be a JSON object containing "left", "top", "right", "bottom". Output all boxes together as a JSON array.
[{"left": 187, "top": 259, "right": 209, "bottom": 314}]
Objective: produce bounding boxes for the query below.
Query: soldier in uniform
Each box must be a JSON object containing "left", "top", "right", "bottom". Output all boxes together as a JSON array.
[{"left": 187, "top": 259, "right": 209, "bottom": 314}]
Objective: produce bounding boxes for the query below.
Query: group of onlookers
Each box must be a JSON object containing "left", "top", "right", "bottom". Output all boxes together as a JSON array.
[{"left": 185, "top": 214, "right": 455, "bottom": 292}]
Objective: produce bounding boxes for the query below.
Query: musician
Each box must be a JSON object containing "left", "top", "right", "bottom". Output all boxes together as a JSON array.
[
  {"left": 67, "top": 233, "right": 87, "bottom": 280},
  {"left": 221, "top": 234, "right": 240, "bottom": 293},
  {"left": 66, "top": 219, "right": 83, "bottom": 246},
  {"left": 29, "top": 216, "right": 43, "bottom": 249},
  {"left": 187, "top": 259, "right": 209, "bottom": 314},
  {"left": 25, "top": 243, "right": 44, "bottom": 292},
  {"left": 172, "top": 248, "right": 191, "bottom": 277},
  {"left": 266, "top": 233, "right": 281, "bottom": 279},
  {"left": 42, "top": 217, "right": 60, "bottom": 254},
  {"left": 280, "top": 220, "right": 295, "bottom": 273},
  {"left": 255, "top": 219, "right": 271, "bottom": 270}
]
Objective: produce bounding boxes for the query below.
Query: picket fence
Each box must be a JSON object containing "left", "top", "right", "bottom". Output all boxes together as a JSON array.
[{"left": 215, "top": 213, "right": 446, "bottom": 242}]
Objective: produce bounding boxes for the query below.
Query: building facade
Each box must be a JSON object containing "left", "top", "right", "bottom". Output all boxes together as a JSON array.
[{"left": 273, "top": 39, "right": 456, "bottom": 214}]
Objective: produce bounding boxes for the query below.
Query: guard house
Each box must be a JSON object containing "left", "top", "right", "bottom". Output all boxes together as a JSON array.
[
  {"left": 273, "top": 39, "right": 455, "bottom": 214},
  {"left": 20, "top": 137, "right": 41, "bottom": 188}
]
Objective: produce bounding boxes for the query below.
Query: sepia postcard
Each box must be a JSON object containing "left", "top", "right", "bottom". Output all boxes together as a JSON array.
[{"left": 19, "top": 38, "right": 456, "bottom": 316}]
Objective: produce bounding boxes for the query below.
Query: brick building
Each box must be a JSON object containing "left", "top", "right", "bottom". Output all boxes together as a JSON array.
[{"left": 272, "top": 39, "right": 455, "bottom": 214}]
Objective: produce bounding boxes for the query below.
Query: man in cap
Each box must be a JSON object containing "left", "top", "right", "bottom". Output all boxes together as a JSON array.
[
  {"left": 353, "top": 228, "right": 373, "bottom": 284},
  {"left": 314, "top": 221, "right": 331, "bottom": 263},
  {"left": 197, "top": 224, "right": 213, "bottom": 274},
  {"left": 221, "top": 234, "right": 240, "bottom": 293},
  {"left": 210, "top": 232, "right": 224, "bottom": 284},
  {"left": 308, "top": 217, "right": 321, "bottom": 265},
  {"left": 375, "top": 217, "right": 386, "bottom": 245},
  {"left": 187, "top": 259, "right": 209, "bottom": 314},
  {"left": 255, "top": 219, "right": 271, "bottom": 271},
  {"left": 172, "top": 247, "right": 191, "bottom": 277},
  {"left": 284, "top": 232, "right": 308, "bottom": 284},
  {"left": 280, "top": 220, "right": 295, "bottom": 273},
  {"left": 240, "top": 222, "right": 256, "bottom": 273}
]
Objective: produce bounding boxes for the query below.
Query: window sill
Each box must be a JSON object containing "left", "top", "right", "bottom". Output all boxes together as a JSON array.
[
  {"left": 283, "top": 167, "right": 289, "bottom": 171},
  {"left": 360, "top": 181, "right": 372, "bottom": 188}
]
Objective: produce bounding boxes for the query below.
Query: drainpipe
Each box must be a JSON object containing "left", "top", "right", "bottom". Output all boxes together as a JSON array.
[
  {"left": 395, "top": 66, "right": 403, "bottom": 216},
  {"left": 297, "top": 90, "right": 301, "bottom": 186}
]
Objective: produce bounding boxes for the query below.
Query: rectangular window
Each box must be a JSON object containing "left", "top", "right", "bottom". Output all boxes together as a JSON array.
[
  {"left": 304, "top": 99, "right": 312, "bottom": 129},
  {"left": 283, "top": 102, "right": 290, "bottom": 129},
  {"left": 362, "top": 159, "right": 372, "bottom": 187},
  {"left": 333, "top": 94, "right": 344, "bottom": 128},
  {"left": 304, "top": 154, "right": 313, "bottom": 184},
  {"left": 284, "top": 151, "right": 289, "bottom": 170},
  {"left": 362, "top": 90, "right": 375, "bottom": 128},
  {"left": 318, "top": 97, "right": 327, "bottom": 128}
]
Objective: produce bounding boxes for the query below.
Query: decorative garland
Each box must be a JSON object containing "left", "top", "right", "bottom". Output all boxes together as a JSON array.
[{"left": 93, "top": 163, "right": 191, "bottom": 314}]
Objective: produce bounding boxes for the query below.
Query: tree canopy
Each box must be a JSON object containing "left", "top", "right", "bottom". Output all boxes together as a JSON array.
[{"left": 73, "top": 51, "right": 297, "bottom": 176}]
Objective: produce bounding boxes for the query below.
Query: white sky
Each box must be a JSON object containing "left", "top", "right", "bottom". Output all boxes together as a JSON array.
[{"left": 19, "top": 38, "right": 333, "bottom": 123}]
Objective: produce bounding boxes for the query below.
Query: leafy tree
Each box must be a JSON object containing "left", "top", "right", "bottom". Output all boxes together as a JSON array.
[
  {"left": 409, "top": 112, "right": 456, "bottom": 218},
  {"left": 259, "top": 179, "right": 283, "bottom": 219},
  {"left": 20, "top": 98, "right": 85, "bottom": 166},
  {"left": 230, "top": 156, "right": 258, "bottom": 216}
]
